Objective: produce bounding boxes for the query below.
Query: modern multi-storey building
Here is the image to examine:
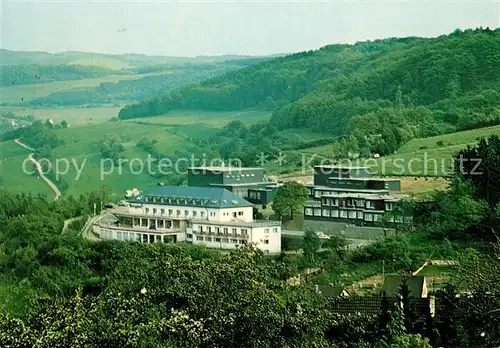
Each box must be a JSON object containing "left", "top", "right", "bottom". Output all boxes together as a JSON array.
[
  {"left": 92, "top": 184, "right": 282, "bottom": 253},
  {"left": 187, "top": 166, "right": 279, "bottom": 205},
  {"left": 304, "top": 165, "right": 410, "bottom": 227}
]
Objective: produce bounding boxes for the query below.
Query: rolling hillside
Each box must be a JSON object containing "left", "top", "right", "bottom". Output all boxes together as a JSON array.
[{"left": 118, "top": 28, "right": 500, "bottom": 161}]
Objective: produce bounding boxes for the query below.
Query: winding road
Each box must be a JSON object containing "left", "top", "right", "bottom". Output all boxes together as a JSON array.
[{"left": 15, "top": 138, "right": 62, "bottom": 201}]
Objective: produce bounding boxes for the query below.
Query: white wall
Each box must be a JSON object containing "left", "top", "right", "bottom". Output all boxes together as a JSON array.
[
  {"left": 250, "top": 226, "right": 281, "bottom": 253},
  {"left": 128, "top": 203, "right": 252, "bottom": 223}
]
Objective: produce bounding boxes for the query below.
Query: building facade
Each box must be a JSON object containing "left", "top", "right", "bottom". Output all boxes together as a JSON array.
[
  {"left": 93, "top": 185, "right": 282, "bottom": 253},
  {"left": 304, "top": 166, "right": 410, "bottom": 227},
  {"left": 187, "top": 167, "right": 279, "bottom": 205}
]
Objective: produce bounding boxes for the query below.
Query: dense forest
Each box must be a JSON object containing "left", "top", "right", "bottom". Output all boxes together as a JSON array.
[
  {"left": 1, "top": 137, "right": 500, "bottom": 346},
  {"left": 119, "top": 28, "right": 500, "bottom": 157}
]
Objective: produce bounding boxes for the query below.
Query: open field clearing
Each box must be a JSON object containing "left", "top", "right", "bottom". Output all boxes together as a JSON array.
[
  {"left": 0, "top": 141, "right": 56, "bottom": 198},
  {"left": 134, "top": 109, "right": 272, "bottom": 127},
  {"left": 0, "top": 71, "right": 171, "bottom": 104},
  {"left": 68, "top": 57, "right": 131, "bottom": 70},
  {"left": 3, "top": 106, "right": 121, "bottom": 127}
]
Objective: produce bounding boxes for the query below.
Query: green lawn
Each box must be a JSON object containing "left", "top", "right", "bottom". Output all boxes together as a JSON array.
[
  {"left": 3, "top": 106, "right": 121, "bottom": 127},
  {"left": 294, "top": 125, "right": 500, "bottom": 177},
  {"left": 372, "top": 125, "right": 500, "bottom": 177},
  {"left": 68, "top": 57, "right": 131, "bottom": 70},
  {"left": 0, "top": 71, "right": 170, "bottom": 104},
  {"left": 0, "top": 141, "right": 56, "bottom": 199},
  {"left": 134, "top": 109, "right": 272, "bottom": 127}
]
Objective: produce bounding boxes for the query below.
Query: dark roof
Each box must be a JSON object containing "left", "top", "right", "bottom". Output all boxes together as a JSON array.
[
  {"left": 188, "top": 166, "right": 263, "bottom": 172},
  {"left": 382, "top": 276, "right": 426, "bottom": 298},
  {"left": 128, "top": 185, "right": 254, "bottom": 208},
  {"left": 316, "top": 285, "right": 350, "bottom": 298},
  {"left": 331, "top": 296, "right": 431, "bottom": 323}
]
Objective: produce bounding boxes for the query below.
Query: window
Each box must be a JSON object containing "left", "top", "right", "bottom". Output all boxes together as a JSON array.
[
  {"left": 348, "top": 211, "right": 356, "bottom": 219},
  {"left": 160, "top": 209, "right": 165, "bottom": 215},
  {"left": 198, "top": 225, "right": 203, "bottom": 232},
  {"left": 215, "top": 238, "right": 221, "bottom": 242},
  {"left": 272, "top": 228, "right": 278, "bottom": 233},
  {"left": 340, "top": 210, "right": 348, "bottom": 218},
  {"left": 205, "top": 237, "right": 212, "bottom": 242},
  {"left": 222, "top": 238, "right": 229, "bottom": 243},
  {"left": 305, "top": 208, "right": 312, "bottom": 216},
  {"left": 332, "top": 210, "right": 339, "bottom": 218},
  {"left": 322, "top": 209, "right": 330, "bottom": 217},
  {"left": 208, "top": 226, "right": 212, "bottom": 233},
  {"left": 215, "top": 227, "right": 220, "bottom": 233},
  {"left": 239, "top": 240, "right": 247, "bottom": 245},
  {"left": 223, "top": 228, "right": 228, "bottom": 234},
  {"left": 153, "top": 208, "right": 157, "bottom": 214},
  {"left": 366, "top": 201, "right": 375, "bottom": 209},
  {"left": 200, "top": 212, "right": 205, "bottom": 218},
  {"left": 231, "top": 239, "right": 238, "bottom": 244},
  {"left": 373, "top": 214, "right": 381, "bottom": 222},
  {"left": 264, "top": 240, "right": 269, "bottom": 244},
  {"left": 173, "top": 220, "right": 180, "bottom": 228},
  {"left": 233, "top": 212, "right": 237, "bottom": 218},
  {"left": 241, "top": 229, "right": 248, "bottom": 235},
  {"left": 365, "top": 213, "right": 373, "bottom": 221},
  {"left": 176, "top": 210, "right": 181, "bottom": 216},
  {"left": 187, "top": 234, "right": 193, "bottom": 239},
  {"left": 168, "top": 209, "right": 173, "bottom": 215},
  {"left": 264, "top": 228, "right": 269, "bottom": 233},
  {"left": 232, "top": 228, "right": 237, "bottom": 235},
  {"left": 197, "top": 236, "right": 204, "bottom": 241},
  {"left": 117, "top": 232, "right": 123, "bottom": 240},
  {"left": 193, "top": 211, "right": 197, "bottom": 217},
  {"left": 238, "top": 211, "right": 243, "bottom": 216},
  {"left": 184, "top": 210, "right": 189, "bottom": 216},
  {"left": 313, "top": 209, "right": 321, "bottom": 216},
  {"left": 145, "top": 208, "right": 150, "bottom": 214}
]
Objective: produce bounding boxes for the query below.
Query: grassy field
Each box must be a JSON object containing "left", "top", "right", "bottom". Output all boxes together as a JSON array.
[
  {"left": 68, "top": 57, "right": 131, "bottom": 70},
  {"left": 297, "top": 125, "right": 500, "bottom": 177},
  {"left": 0, "top": 141, "right": 56, "bottom": 199},
  {"left": 1, "top": 110, "right": 272, "bottom": 198},
  {"left": 135, "top": 109, "right": 272, "bottom": 127},
  {"left": 3, "top": 106, "right": 121, "bottom": 127},
  {"left": 0, "top": 71, "right": 170, "bottom": 104},
  {"left": 372, "top": 125, "right": 500, "bottom": 177}
]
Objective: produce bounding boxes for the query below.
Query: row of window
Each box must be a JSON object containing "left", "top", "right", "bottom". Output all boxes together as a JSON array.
[
  {"left": 196, "top": 236, "right": 248, "bottom": 244},
  {"left": 320, "top": 198, "right": 378, "bottom": 208},
  {"left": 101, "top": 230, "right": 176, "bottom": 243},
  {"left": 143, "top": 207, "right": 246, "bottom": 219},
  {"left": 225, "top": 173, "right": 255, "bottom": 178},
  {"left": 133, "top": 218, "right": 180, "bottom": 229},
  {"left": 196, "top": 225, "right": 249, "bottom": 236},
  {"left": 304, "top": 208, "right": 383, "bottom": 221}
]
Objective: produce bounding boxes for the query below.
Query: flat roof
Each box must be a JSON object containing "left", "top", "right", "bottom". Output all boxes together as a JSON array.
[
  {"left": 209, "top": 182, "right": 275, "bottom": 187},
  {"left": 328, "top": 177, "right": 401, "bottom": 182},
  {"left": 313, "top": 165, "right": 370, "bottom": 170},
  {"left": 188, "top": 166, "right": 263, "bottom": 172},
  {"left": 308, "top": 185, "right": 391, "bottom": 194},
  {"left": 190, "top": 219, "right": 281, "bottom": 228}
]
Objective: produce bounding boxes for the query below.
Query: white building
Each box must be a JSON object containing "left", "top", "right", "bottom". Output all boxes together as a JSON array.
[{"left": 92, "top": 185, "right": 282, "bottom": 253}]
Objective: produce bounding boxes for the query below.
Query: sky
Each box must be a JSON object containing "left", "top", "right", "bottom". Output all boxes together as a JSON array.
[{"left": 2, "top": 0, "right": 499, "bottom": 57}]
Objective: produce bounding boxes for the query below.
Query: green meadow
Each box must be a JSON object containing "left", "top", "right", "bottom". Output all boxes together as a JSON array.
[
  {"left": 0, "top": 141, "right": 56, "bottom": 199},
  {"left": 296, "top": 125, "right": 500, "bottom": 177},
  {"left": 1, "top": 110, "right": 273, "bottom": 198},
  {"left": 0, "top": 71, "right": 170, "bottom": 104},
  {"left": 3, "top": 106, "right": 121, "bottom": 127}
]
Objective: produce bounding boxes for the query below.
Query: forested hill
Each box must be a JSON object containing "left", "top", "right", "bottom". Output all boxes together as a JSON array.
[{"left": 118, "top": 28, "right": 500, "bottom": 138}]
